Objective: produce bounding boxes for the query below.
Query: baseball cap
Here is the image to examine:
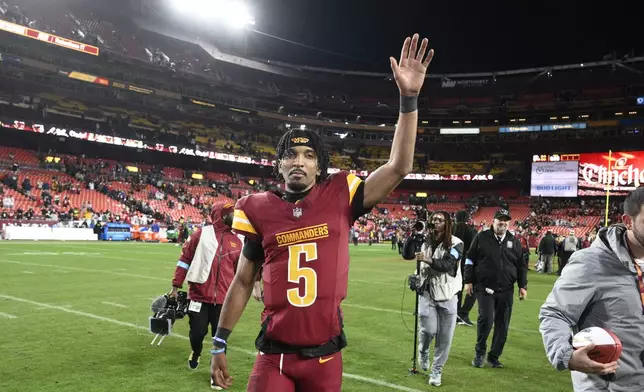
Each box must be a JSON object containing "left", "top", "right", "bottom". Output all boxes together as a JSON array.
[
  {"left": 494, "top": 208, "right": 511, "bottom": 221},
  {"left": 279, "top": 129, "right": 318, "bottom": 159}
]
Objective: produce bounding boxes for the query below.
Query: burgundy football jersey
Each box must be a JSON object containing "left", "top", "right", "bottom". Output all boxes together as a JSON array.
[{"left": 232, "top": 171, "right": 363, "bottom": 347}]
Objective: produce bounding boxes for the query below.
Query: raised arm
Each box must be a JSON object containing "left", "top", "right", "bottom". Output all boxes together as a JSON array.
[{"left": 364, "top": 34, "right": 434, "bottom": 209}]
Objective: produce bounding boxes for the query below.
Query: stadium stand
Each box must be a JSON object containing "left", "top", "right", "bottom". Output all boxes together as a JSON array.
[{"left": 0, "top": 0, "right": 641, "bottom": 247}]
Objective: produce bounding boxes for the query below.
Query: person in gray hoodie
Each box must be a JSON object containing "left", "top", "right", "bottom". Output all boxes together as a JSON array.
[{"left": 539, "top": 187, "right": 644, "bottom": 392}]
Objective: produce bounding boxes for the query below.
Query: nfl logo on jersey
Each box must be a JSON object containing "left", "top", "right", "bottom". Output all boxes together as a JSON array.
[{"left": 293, "top": 207, "right": 303, "bottom": 218}]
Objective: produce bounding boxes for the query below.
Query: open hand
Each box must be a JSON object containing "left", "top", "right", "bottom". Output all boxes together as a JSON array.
[{"left": 390, "top": 34, "right": 435, "bottom": 97}]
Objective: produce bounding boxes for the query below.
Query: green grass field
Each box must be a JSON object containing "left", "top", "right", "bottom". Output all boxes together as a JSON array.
[{"left": 0, "top": 241, "right": 572, "bottom": 392}]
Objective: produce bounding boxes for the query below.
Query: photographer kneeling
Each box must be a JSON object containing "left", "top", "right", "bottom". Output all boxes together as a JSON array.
[{"left": 415, "top": 211, "right": 464, "bottom": 387}]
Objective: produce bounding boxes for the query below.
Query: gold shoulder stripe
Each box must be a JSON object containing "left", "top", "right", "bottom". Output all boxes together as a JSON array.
[
  {"left": 346, "top": 173, "right": 363, "bottom": 205},
  {"left": 232, "top": 209, "right": 257, "bottom": 235}
]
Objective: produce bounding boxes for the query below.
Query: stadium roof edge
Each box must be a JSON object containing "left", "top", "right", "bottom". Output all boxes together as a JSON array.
[
  {"left": 131, "top": 18, "right": 644, "bottom": 80},
  {"left": 265, "top": 56, "right": 644, "bottom": 79}
]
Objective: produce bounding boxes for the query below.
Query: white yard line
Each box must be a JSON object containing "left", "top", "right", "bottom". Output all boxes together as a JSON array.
[
  {"left": 0, "top": 294, "right": 426, "bottom": 392},
  {"left": 3, "top": 243, "right": 174, "bottom": 256},
  {"left": 0, "top": 312, "right": 17, "bottom": 319},
  {"left": 0, "top": 260, "right": 166, "bottom": 282},
  {"left": 343, "top": 303, "right": 411, "bottom": 315},
  {"left": 101, "top": 301, "right": 129, "bottom": 308},
  {"left": 36, "top": 304, "right": 73, "bottom": 310}
]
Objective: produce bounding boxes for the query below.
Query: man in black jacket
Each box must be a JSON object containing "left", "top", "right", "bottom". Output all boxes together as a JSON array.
[
  {"left": 463, "top": 209, "right": 528, "bottom": 369},
  {"left": 538, "top": 230, "right": 556, "bottom": 273}
]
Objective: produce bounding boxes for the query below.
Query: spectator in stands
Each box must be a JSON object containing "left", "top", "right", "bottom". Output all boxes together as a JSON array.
[
  {"left": 2, "top": 174, "right": 17, "bottom": 190},
  {"left": 2, "top": 195, "right": 13, "bottom": 209},
  {"left": 170, "top": 202, "right": 242, "bottom": 390},
  {"left": 559, "top": 230, "right": 578, "bottom": 276},
  {"left": 464, "top": 209, "right": 527, "bottom": 369},
  {"left": 538, "top": 230, "right": 556, "bottom": 274},
  {"left": 539, "top": 187, "right": 644, "bottom": 391},
  {"left": 454, "top": 210, "right": 478, "bottom": 327}
]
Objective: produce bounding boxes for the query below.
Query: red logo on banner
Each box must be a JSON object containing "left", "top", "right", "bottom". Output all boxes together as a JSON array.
[{"left": 578, "top": 152, "right": 644, "bottom": 196}]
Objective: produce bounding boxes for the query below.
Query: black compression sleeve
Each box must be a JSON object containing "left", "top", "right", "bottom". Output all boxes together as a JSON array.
[
  {"left": 351, "top": 182, "right": 372, "bottom": 222},
  {"left": 242, "top": 237, "right": 265, "bottom": 262}
]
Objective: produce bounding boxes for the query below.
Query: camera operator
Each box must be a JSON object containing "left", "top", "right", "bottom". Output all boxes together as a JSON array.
[
  {"left": 464, "top": 209, "right": 527, "bottom": 369},
  {"left": 169, "top": 202, "right": 242, "bottom": 390},
  {"left": 415, "top": 211, "right": 464, "bottom": 387}
]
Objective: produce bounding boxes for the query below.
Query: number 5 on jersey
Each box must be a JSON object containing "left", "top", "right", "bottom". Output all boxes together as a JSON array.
[{"left": 287, "top": 243, "right": 318, "bottom": 307}]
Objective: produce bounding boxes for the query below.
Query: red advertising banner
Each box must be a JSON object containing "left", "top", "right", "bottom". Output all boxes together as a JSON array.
[
  {"left": 67, "top": 71, "right": 109, "bottom": 86},
  {"left": 0, "top": 20, "right": 99, "bottom": 56},
  {"left": 578, "top": 151, "right": 644, "bottom": 196}
]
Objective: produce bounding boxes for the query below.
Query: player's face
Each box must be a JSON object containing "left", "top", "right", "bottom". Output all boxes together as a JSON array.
[
  {"left": 493, "top": 218, "right": 509, "bottom": 236},
  {"left": 280, "top": 146, "right": 320, "bottom": 193},
  {"left": 430, "top": 213, "right": 446, "bottom": 235}
]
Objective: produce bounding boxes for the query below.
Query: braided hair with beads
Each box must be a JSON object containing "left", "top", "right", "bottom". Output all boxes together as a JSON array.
[{"left": 272, "top": 129, "right": 330, "bottom": 184}]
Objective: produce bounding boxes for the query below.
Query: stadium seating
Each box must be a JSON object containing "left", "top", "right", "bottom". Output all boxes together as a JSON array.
[
  {"left": 0, "top": 142, "right": 608, "bottom": 244},
  {"left": 0, "top": 1, "right": 631, "bottom": 242}
]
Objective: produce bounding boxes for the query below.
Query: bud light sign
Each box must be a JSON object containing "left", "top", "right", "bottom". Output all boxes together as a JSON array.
[{"left": 531, "top": 161, "right": 579, "bottom": 197}]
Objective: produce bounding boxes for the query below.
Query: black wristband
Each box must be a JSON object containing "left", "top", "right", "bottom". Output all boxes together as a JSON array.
[
  {"left": 213, "top": 327, "right": 232, "bottom": 348},
  {"left": 400, "top": 95, "right": 418, "bottom": 114}
]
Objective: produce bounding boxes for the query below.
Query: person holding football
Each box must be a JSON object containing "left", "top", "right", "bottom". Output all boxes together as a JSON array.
[
  {"left": 539, "top": 187, "right": 644, "bottom": 391},
  {"left": 209, "top": 33, "right": 434, "bottom": 391}
]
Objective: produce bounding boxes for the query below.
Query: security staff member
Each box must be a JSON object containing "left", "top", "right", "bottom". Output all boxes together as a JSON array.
[{"left": 463, "top": 209, "right": 528, "bottom": 369}]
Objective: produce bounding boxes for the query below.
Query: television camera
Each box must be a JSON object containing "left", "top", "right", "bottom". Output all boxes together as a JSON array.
[
  {"left": 149, "top": 290, "right": 188, "bottom": 346},
  {"left": 401, "top": 220, "right": 432, "bottom": 260}
]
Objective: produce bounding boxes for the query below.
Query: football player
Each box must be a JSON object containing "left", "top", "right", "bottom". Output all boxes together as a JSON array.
[{"left": 210, "top": 33, "right": 434, "bottom": 391}]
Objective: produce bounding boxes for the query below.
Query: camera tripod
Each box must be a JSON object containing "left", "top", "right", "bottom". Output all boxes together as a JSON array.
[{"left": 408, "top": 257, "right": 421, "bottom": 376}]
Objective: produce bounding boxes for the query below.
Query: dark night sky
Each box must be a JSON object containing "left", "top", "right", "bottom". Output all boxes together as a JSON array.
[{"left": 243, "top": 0, "right": 641, "bottom": 74}]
